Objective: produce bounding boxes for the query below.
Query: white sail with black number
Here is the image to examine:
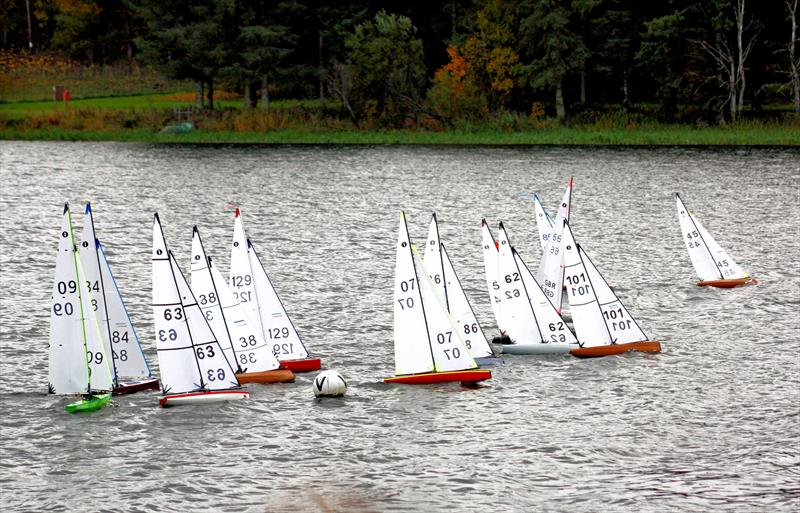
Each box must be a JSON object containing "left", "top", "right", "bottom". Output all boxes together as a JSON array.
[
  {"left": 393, "top": 212, "right": 435, "bottom": 376},
  {"left": 48, "top": 204, "right": 90, "bottom": 395},
  {"left": 562, "top": 221, "right": 648, "bottom": 347},
  {"left": 676, "top": 194, "right": 748, "bottom": 281},
  {"left": 496, "top": 223, "right": 542, "bottom": 346},
  {"left": 440, "top": 244, "right": 493, "bottom": 358},
  {"left": 533, "top": 194, "right": 554, "bottom": 250},
  {"left": 423, "top": 213, "right": 448, "bottom": 309},
  {"left": 170, "top": 251, "right": 239, "bottom": 390},
  {"left": 537, "top": 179, "right": 572, "bottom": 312},
  {"left": 152, "top": 214, "right": 239, "bottom": 395},
  {"left": 414, "top": 247, "right": 477, "bottom": 372},
  {"left": 480, "top": 220, "right": 503, "bottom": 331},
  {"left": 229, "top": 208, "right": 263, "bottom": 337},
  {"left": 78, "top": 203, "right": 116, "bottom": 391}
]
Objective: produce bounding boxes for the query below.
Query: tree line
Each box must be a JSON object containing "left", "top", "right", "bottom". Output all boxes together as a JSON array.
[{"left": 3, "top": 0, "right": 799, "bottom": 125}]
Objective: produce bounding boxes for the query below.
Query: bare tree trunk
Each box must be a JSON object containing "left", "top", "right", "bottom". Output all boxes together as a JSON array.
[
  {"left": 622, "top": 70, "right": 630, "bottom": 109},
  {"left": 735, "top": 0, "right": 747, "bottom": 117},
  {"left": 580, "top": 67, "right": 586, "bottom": 105},
  {"left": 196, "top": 81, "right": 204, "bottom": 108},
  {"left": 207, "top": 79, "right": 214, "bottom": 110},
  {"left": 555, "top": 80, "right": 566, "bottom": 121},
  {"left": 788, "top": 0, "right": 800, "bottom": 119},
  {"left": 261, "top": 76, "right": 269, "bottom": 113},
  {"left": 244, "top": 82, "right": 255, "bottom": 108},
  {"left": 319, "top": 31, "right": 325, "bottom": 106}
]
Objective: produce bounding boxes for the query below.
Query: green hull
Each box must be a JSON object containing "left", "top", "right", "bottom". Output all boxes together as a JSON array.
[{"left": 65, "top": 393, "right": 112, "bottom": 413}]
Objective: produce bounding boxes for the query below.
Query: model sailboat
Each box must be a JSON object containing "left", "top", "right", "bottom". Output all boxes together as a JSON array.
[
  {"left": 229, "top": 209, "right": 321, "bottom": 372},
  {"left": 48, "top": 204, "right": 113, "bottom": 413},
  {"left": 423, "top": 214, "right": 496, "bottom": 364},
  {"left": 191, "top": 226, "right": 294, "bottom": 384},
  {"left": 537, "top": 178, "right": 572, "bottom": 313},
  {"left": 561, "top": 221, "right": 661, "bottom": 358},
  {"left": 675, "top": 193, "right": 755, "bottom": 288},
  {"left": 152, "top": 213, "right": 248, "bottom": 406},
  {"left": 80, "top": 203, "right": 159, "bottom": 395},
  {"left": 496, "top": 222, "right": 579, "bottom": 355},
  {"left": 385, "top": 212, "right": 491, "bottom": 385}
]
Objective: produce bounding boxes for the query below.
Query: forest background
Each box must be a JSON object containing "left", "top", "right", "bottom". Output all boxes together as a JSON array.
[{"left": 1, "top": 0, "right": 798, "bottom": 144}]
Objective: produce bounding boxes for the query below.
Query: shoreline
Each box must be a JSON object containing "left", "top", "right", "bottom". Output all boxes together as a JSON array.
[{"left": 2, "top": 126, "right": 798, "bottom": 146}]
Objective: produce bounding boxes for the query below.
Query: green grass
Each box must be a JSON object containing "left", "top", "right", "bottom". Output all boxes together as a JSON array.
[
  {"left": 0, "top": 93, "right": 245, "bottom": 120},
  {"left": 2, "top": 125, "right": 798, "bottom": 145}
]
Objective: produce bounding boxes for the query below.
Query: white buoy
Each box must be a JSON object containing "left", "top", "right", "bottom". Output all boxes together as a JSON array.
[{"left": 313, "top": 370, "right": 347, "bottom": 398}]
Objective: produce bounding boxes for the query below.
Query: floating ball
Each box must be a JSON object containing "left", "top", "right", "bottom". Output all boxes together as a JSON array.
[{"left": 313, "top": 370, "right": 347, "bottom": 398}]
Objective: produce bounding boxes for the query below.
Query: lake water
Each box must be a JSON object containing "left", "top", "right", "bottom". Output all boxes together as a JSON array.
[{"left": 0, "top": 142, "right": 798, "bottom": 512}]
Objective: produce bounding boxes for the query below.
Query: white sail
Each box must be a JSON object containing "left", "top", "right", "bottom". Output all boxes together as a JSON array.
[
  {"left": 97, "top": 243, "right": 151, "bottom": 379},
  {"left": 480, "top": 220, "right": 503, "bottom": 331},
  {"left": 191, "top": 226, "right": 279, "bottom": 373},
  {"left": 423, "top": 213, "right": 448, "bottom": 309},
  {"left": 676, "top": 194, "right": 748, "bottom": 281},
  {"left": 537, "top": 179, "right": 572, "bottom": 311},
  {"left": 394, "top": 212, "right": 435, "bottom": 376},
  {"left": 77, "top": 207, "right": 114, "bottom": 392},
  {"left": 532, "top": 194, "right": 554, "bottom": 250},
  {"left": 440, "top": 244, "right": 494, "bottom": 358},
  {"left": 152, "top": 214, "right": 238, "bottom": 394},
  {"left": 413, "top": 248, "right": 477, "bottom": 372},
  {"left": 513, "top": 249, "right": 578, "bottom": 347},
  {"left": 153, "top": 214, "right": 203, "bottom": 394},
  {"left": 248, "top": 239, "right": 309, "bottom": 360},
  {"left": 170, "top": 252, "right": 239, "bottom": 390},
  {"left": 229, "top": 209, "right": 263, "bottom": 337},
  {"left": 562, "top": 221, "right": 648, "bottom": 347},
  {"left": 496, "top": 223, "right": 542, "bottom": 345},
  {"left": 48, "top": 205, "right": 90, "bottom": 395}
]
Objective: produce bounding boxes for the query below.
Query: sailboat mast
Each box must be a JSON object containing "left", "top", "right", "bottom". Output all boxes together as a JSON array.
[
  {"left": 86, "top": 204, "right": 119, "bottom": 384},
  {"left": 676, "top": 194, "right": 725, "bottom": 280}
]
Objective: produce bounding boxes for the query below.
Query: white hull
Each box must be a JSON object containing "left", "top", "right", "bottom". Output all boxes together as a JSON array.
[
  {"left": 500, "top": 343, "right": 573, "bottom": 355},
  {"left": 159, "top": 390, "right": 249, "bottom": 407}
]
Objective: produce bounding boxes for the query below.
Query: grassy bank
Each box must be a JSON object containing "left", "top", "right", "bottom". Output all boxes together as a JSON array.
[{"left": 2, "top": 124, "right": 798, "bottom": 145}]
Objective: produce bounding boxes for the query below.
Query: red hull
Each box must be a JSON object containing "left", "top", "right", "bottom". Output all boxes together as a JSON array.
[
  {"left": 697, "top": 277, "right": 756, "bottom": 288},
  {"left": 113, "top": 377, "right": 160, "bottom": 395},
  {"left": 236, "top": 369, "right": 295, "bottom": 384},
  {"left": 384, "top": 369, "right": 491, "bottom": 385},
  {"left": 570, "top": 341, "right": 661, "bottom": 358},
  {"left": 279, "top": 358, "right": 321, "bottom": 373}
]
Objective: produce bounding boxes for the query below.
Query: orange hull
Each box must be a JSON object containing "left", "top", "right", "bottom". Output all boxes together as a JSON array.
[
  {"left": 697, "top": 277, "right": 756, "bottom": 288},
  {"left": 570, "top": 341, "right": 661, "bottom": 358},
  {"left": 384, "top": 369, "right": 491, "bottom": 385},
  {"left": 236, "top": 369, "right": 295, "bottom": 384},
  {"left": 279, "top": 358, "right": 321, "bottom": 373}
]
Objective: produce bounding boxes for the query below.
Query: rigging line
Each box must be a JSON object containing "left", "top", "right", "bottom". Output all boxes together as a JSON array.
[{"left": 432, "top": 214, "right": 450, "bottom": 312}]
